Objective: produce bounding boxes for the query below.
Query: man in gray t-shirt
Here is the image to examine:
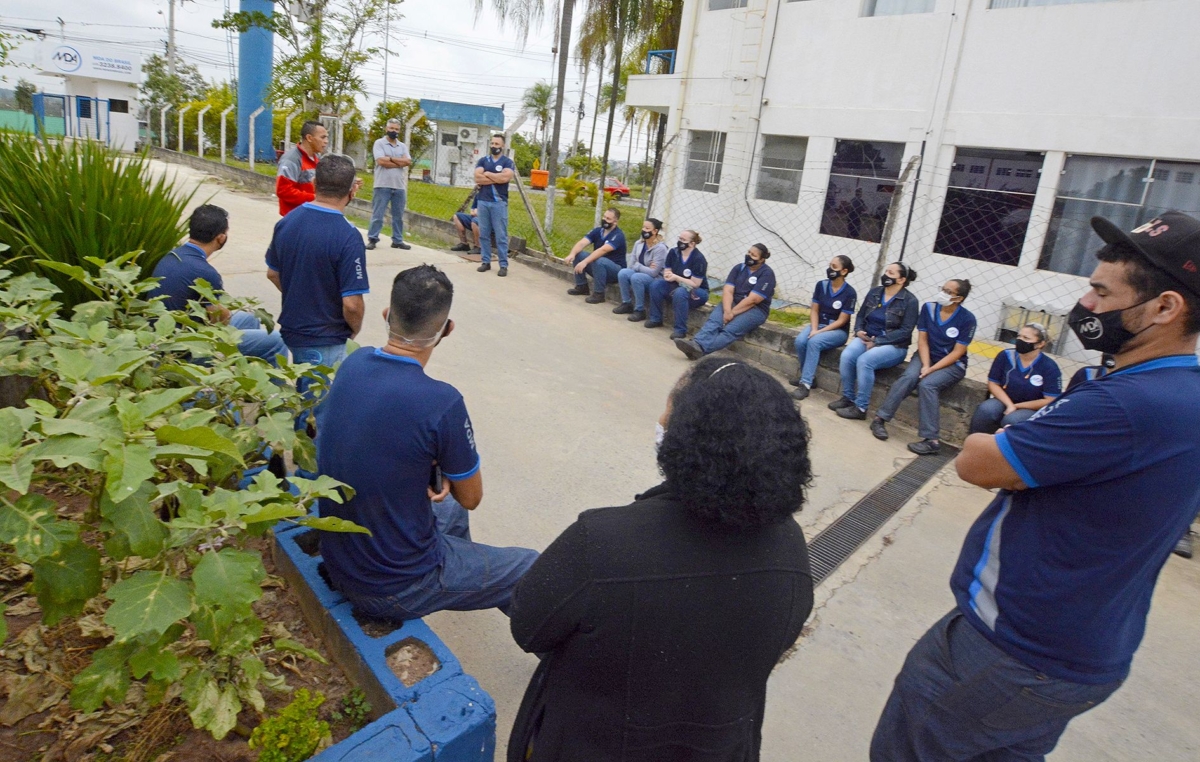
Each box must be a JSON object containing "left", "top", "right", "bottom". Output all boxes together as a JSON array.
[{"left": 368, "top": 118, "right": 412, "bottom": 250}]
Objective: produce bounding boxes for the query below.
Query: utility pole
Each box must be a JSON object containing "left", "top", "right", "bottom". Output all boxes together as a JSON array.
[
  {"left": 168, "top": 0, "right": 177, "bottom": 77},
  {"left": 570, "top": 59, "right": 587, "bottom": 159},
  {"left": 382, "top": 1, "right": 390, "bottom": 104}
]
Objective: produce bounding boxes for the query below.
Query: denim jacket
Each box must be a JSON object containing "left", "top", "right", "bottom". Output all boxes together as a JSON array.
[{"left": 853, "top": 286, "right": 919, "bottom": 348}]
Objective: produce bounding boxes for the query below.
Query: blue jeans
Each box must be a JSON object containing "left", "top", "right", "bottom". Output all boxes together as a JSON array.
[
  {"left": 368, "top": 186, "right": 406, "bottom": 243},
  {"left": 290, "top": 341, "right": 348, "bottom": 431},
  {"left": 230, "top": 311, "right": 287, "bottom": 366},
  {"left": 870, "top": 610, "right": 1122, "bottom": 762},
  {"left": 648, "top": 281, "right": 709, "bottom": 333},
  {"left": 876, "top": 355, "right": 967, "bottom": 440},
  {"left": 794, "top": 325, "right": 849, "bottom": 388},
  {"left": 693, "top": 305, "right": 768, "bottom": 354},
  {"left": 342, "top": 496, "right": 539, "bottom": 620},
  {"left": 476, "top": 199, "right": 509, "bottom": 266},
  {"left": 839, "top": 338, "right": 908, "bottom": 411},
  {"left": 617, "top": 269, "right": 656, "bottom": 310},
  {"left": 573, "top": 253, "right": 621, "bottom": 294},
  {"left": 969, "top": 399, "right": 1038, "bottom": 435}
]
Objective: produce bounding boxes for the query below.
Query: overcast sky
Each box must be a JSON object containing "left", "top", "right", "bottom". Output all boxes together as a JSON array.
[{"left": 0, "top": 0, "right": 650, "bottom": 158}]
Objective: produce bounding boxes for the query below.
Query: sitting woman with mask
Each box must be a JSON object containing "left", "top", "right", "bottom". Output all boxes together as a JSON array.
[
  {"left": 507, "top": 358, "right": 814, "bottom": 762},
  {"left": 613, "top": 218, "right": 669, "bottom": 322},
  {"left": 968, "top": 322, "right": 1062, "bottom": 434}
]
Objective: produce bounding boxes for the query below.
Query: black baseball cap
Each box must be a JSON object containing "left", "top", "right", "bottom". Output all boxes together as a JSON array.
[{"left": 1091, "top": 211, "right": 1200, "bottom": 297}]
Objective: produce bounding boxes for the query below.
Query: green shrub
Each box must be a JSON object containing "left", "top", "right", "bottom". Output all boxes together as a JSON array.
[
  {"left": 0, "top": 132, "right": 196, "bottom": 310},
  {"left": 329, "top": 688, "right": 371, "bottom": 732},
  {"left": 555, "top": 175, "right": 598, "bottom": 207},
  {"left": 249, "top": 688, "right": 331, "bottom": 762}
]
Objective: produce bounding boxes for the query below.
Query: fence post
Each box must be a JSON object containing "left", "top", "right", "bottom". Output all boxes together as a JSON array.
[
  {"left": 220, "top": 106, "right": 235, "bottom": 163},
  {"left": 511, "top": 167, "right": 554, "bottom": 257},
  {"left": 403, "top": 109, "right": 426, "bottom": 157},
  {"left": 160, "top": 105, "right": 172, "bottom": 148},
  {"left": 874, "top": 154, "right": 922, "bottom": 286},
  {"left": 337, "top": 109, "right": 357, "bottom": 156},
  {"left": 248, "top": 105, "right": 266, "bottom": 172},
  {"left": 283, "top": 108, "right": 302, "bottom": 149},
  {"left": 177, "top": 104, "right": 192, "bottom": 153},
  {"left": 196, "top": 105, "right": 212, "bottom": 158}
]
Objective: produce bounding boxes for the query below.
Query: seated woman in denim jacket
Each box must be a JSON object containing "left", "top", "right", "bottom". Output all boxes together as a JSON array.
[
  {"left": 830, "top": 262, "right": 919, "bottom": 419},
  {"left": 791, "top": 255, "right": 858, "bottom": 401}
]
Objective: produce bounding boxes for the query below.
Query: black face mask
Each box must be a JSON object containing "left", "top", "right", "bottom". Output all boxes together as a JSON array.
[
  {"left": 386, "top": 130, "right": 399, "bottom": 139},
  {"left": 490, "top": 146, "right": 502, "bottom": 156},
  {"left": 641, "top": 230, "right": 653, "bottom": 240},
  {"left": 745, "top": 255, "right": 760, "bottom": 267},
  {"left": 827, "top": 268, "right": 842, "bottom": 281},
  {"left": 1014, "top": 339, "right": 1038, "bottom": 355},
  {"left": 677, "top": 240, "right": 689, "bottom": 251},
  {"left": 881, "top": 275, "right": 897, "bottom": 287},
  {"left": 602, "top": 221, "right": 614, "bottom": 230},
  {"left": 1067, "top": 299, "right": 1154, "bottom": 354}
]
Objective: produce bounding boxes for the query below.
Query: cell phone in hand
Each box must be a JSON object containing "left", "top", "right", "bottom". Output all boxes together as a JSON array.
[{"left": 429, "top": 465, "right": 443, "bottom": 495}]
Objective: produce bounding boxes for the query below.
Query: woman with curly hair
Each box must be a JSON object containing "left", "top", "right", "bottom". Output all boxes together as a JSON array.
[{"left": 507, "top": 358, "right": 814, "bottom": 762}]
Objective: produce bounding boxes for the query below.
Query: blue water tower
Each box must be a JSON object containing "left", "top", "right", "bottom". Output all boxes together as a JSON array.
[{"left": 235, "top": 0, "right": 274, "bottom": 160}]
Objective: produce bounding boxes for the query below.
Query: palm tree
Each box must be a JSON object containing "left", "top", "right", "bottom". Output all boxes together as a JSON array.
[{"left": 522, "top": 81, "right": 556, "bottom": 167}]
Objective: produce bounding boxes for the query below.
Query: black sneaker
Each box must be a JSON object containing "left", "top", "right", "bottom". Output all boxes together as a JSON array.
[
  {"left": 613, "top": 302, "right": 634, "bottom": 315},
  {"left": 567, "top": 285, "right": 590, "bottom": 296},
  {"left": 791, "top": 385, "right": 810, "bottom": 401},
  {"left": 669, "top": 330, "right": 686, "bottom": 340},
  {"left": 450, "top": 243, "right": 470, "bottom": 252},
  {"left": 628, "top": 310, "right": 647, "bottom": 322},
  {"left": 870, "top": 418, "right": 889, "bottom": 441},
  {"left": 1173, "top": 532, "right": 1194, "bottom": 559},
  {"left": 470, "top": 247, "right": 481, "bottom": 255},
  {"left": 477, "top": 263, "right": 491, "bottom": 273},
  {"left": 828, "top": 397, "right": 855, "bottom": 411},
  {"left": 366, "top": 238, "right": 378, "bottom": 250},
  {"left": 644, "top": 320, "right": 664, "bottom": 329},
  {"left": 674, "top": 338, "right": 704, "bottom": 361},
  {"left": 392, "top": 241, "right": 411, "bottom": 250},
  {"left": 789, "top": 377, "right": 801, "bottom": 387},
  {"left": 585, "top": 293, "right": 606, "bottom": 304},
  {"left": 837, "top": 406, "right": 867, "bottom": 420},
  {"left": 497, "top": 267, "right": 507, "bottom": 277},
  {"left": 907, "top": 439, "right": 941, "bottom": 456}
]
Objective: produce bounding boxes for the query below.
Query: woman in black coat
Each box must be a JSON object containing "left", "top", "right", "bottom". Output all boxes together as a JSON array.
[{"left": 508, "top": 358, "right": 815, "bottom": 762}]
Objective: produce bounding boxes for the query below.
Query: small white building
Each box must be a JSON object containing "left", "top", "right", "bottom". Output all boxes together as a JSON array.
[
  {"left": 419, "top": 99, "right": 506, "bottom": 188},
  {"left": 35, "top": 42, "right": 141, "bottom": 151},
  {"left": 627, "top": 0, "right": 1200, "bottom": 361}
]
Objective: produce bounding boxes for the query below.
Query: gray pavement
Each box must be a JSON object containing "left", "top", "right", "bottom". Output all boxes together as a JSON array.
[{"left": 164, "top": 161, "right": 1200, "bottom": 761}]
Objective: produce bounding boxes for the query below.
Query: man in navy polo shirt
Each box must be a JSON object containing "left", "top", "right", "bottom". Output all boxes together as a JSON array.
[
  {"left": 564, "top": 207, "right": 628, "bottom": 304},
  {"left": 317, "top": 265, "right": 538, "bottom": 620},
  {"left": 675, "top": 243, "right": 775, "bottom": 360},
  {"left": 871, "top": 212, "right": 1200, "bottom": 761},
  {"left": 151, "top": 204, "right": 286, "bottom": 364},
  {"left": 266, "top": 154, "right": 368, "bottom": 381},
  {"left": 474, "top": 134, "right": 515, "bottom": 277}
]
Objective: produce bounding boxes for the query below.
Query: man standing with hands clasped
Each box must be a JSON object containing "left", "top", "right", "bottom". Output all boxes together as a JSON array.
[
  {"left": 871, "top": 212, "right": 1200, "bottom": 762},
  {"left": 367, "top": 118, "right": 412, "bottom": 251},
  {"left": 474, "top": 134, "right": 515, "bottom": 277}
]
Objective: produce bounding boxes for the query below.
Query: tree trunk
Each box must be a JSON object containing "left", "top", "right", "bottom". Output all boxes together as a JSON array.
[
  {"left": 595, "top": 26, "right": 624, "bottom": 228},
  {"left": 544, "top": 0, "right": 574, "bottom": 237}
]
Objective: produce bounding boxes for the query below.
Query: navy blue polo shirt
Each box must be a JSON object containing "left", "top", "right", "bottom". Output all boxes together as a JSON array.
[
  {"left": 664, "top": 248, "right": 708, "bottom": 287},
  {"left": 584, "top": 226, "right": 628, "bottom": 268},
  {"left": 475, "top": 155, "right": 515, "bottom": 203},
  {"left": 811, "top": 279, "right": 857, "bottom": 329},
  {"left": 917, "top": 302, "right": 977, "bottom": 365},
  {"left": 952, "top": 355, "right": 1200, "bottom": 684},
  {"left": 1066, "top": 364, "right": 1109, "bottom": 392},
  {"left": 726, "top": 263, "right": 776, "bottom": 316},
  {"left": 265, "top": 203, "right": 369, "bottom": 348},
  {"left": 987, "top": 349, "right": 1062, "bottom": 404},
  {"left": 317, "top": 348, "right": 482, "bottom": 594},
  {"left": 150, "top": 243, "right": 224, "bottom": 311}
]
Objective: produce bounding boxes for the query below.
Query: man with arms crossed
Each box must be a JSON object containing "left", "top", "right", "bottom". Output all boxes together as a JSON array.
[
  {"left": 473, "top": 134, "right": 515, "bottom": 277},
  {"left": 367, "top": 118, "right": 412, "bottom": 251},
  {"left": 317, "top": 265, "right": 538, "bottom": 620},
  {"left": 871, "top": 212, "right": 1200, "bottom": 761}
]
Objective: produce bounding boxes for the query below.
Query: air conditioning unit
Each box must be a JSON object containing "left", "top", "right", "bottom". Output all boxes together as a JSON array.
[{"left": 459, "top": 127, "right": 478, "bottom": 144}]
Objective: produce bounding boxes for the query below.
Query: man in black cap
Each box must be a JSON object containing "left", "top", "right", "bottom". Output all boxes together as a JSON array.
[{"left": 871, "top": 212, "right": 1200, "bottom": 762}]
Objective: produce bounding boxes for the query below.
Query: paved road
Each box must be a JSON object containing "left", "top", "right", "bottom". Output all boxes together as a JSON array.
[{"left": 167, "top": 161, "right": 1200, "bottom": 761}]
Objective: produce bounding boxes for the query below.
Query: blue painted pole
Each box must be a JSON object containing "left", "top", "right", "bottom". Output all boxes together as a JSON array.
[{"left": 235, "top": 0, "right": 274, "bottom": 161}]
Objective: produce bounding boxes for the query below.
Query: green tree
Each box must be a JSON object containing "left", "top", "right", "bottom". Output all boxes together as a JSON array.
[
  {"left": 521, "top": 80, "right": 555, "bottom": 167},
  {"left": 510, "top": 132, "right": 542, "bottom": 175},
  {"left": 140, "top": 53, "right": 207, "bottom": 109},
  {"left": 14, "top": 79, "right": 36, "bottom": 114},
  {"left": 179, "top": 82, "right": 238, "bottom": 156},
  {"left": 366, "top": 98, "right": 432, "bottom": 166}
]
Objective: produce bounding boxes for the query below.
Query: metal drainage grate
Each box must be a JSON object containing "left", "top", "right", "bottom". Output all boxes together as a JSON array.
[{"left": 809, "top": 446, "right": 958, "bottom": 586}]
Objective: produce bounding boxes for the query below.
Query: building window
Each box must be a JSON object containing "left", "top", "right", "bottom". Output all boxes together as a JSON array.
[
  {"left": 709, "top": 0, "right": 748, "bottom": 9},
  {"left": 109, "top": 99, "right": 129, "bottom": 114},
  {"left": 756, "top": 135, "right": 807, "bottom": 204},
  {"left": 864, "top": 0, "right": 936, "bottom": 16},
  {"left": 820, "top": 139, "right": 905, "bottom": 243},
  {"left": 77, "top": 98, "right": 92, "bottom": 119},
  {"left": 684, "top": 131, "right": 726, "bottom": 194},
  {"left": 935, "top": 149, "right": 1043, "bottom": 267},
  {"left": 1039, "top": 155, "right": 1200, "bottom": 277},
  {"left": 990, "top": 0, "right": 1115, "bottom": 8}
]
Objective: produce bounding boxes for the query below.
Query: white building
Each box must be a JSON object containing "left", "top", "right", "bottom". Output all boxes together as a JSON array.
[
  {"left": 35, "top": 42, "right": 141, "bottom": 151},
  {"left": 627, "top": 0, "right": 1200, "bottom": 360}
]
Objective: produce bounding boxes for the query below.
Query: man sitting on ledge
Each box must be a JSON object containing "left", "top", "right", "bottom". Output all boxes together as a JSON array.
[{"left": 316, "top": 265, "right": 539, "bottom": 621}]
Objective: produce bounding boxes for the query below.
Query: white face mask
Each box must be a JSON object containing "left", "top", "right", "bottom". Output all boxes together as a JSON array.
[
  {"left": 655, "top": 423, "right": 666, "bottom": 452},
  {"left": 934, "top": 291, "right": 956, "bottom": 306}
]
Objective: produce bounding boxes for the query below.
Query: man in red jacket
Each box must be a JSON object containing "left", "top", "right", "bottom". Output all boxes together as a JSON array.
[{"left": 276, "top": 120, "right": 327, "bottom": 216}]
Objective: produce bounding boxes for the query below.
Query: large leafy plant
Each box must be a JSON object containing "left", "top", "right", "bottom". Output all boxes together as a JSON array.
[
  {"left": 0, "top": 259, "right": 365, "bottom": 741},
  {"left": 0, "top": 131, "right": 195, "bottom": 310}
]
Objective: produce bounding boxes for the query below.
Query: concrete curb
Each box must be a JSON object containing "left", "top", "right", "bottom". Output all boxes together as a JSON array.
[{"left": 272, "top": 528, "right": 496, "bottom": 762}]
